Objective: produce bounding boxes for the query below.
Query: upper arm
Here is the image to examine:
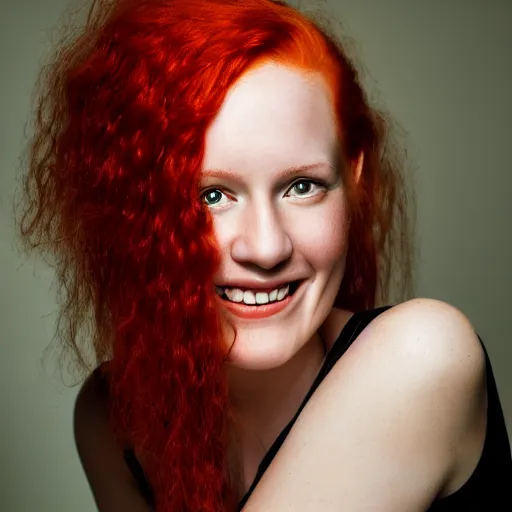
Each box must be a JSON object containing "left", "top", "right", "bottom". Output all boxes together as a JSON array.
[
  {"left": 242, "top": 298, "right": 487, "bottom": 511},
  {"left": 74, "top": 370, "right": 152, "bottom": 512}
]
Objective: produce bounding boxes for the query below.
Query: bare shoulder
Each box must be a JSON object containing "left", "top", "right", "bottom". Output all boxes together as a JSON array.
[
  {"left": 74, "top": 365, "right": 115, "bottom": 455},
  {"left": 242, "top": 298, "right": 488, "bottom": 511},
  {"left": 365, "top": 298, "right": 486, "bottom": 378},
  {"left": 342, "top": 299, "right": 488, "bottom": 471},
  {"left": 74, "top": 366, "right": 151, "bottom": 511},
  {"left": 322, "top": 298, "right": 487, "bottom": 499},
  {"left": 74, "top": 366, "right": 109, "bottom": 426},
  {"left": 324, "top": 298, "right": 487, "bottom": 417}
]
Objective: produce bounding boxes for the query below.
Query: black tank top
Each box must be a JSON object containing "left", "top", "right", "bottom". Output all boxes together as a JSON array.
[{"left": 120, "top": 306, "right": 512, "bottom": 510}]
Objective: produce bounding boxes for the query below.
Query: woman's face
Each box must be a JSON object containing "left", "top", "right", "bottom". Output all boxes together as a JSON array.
[{"left": 201, "top": 62, "right": 349, "bottom": 370}]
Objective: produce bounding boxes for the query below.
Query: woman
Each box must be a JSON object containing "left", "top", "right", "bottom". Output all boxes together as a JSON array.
[{"left": 16, "top": 0, "right": 511, "bottom": 510}]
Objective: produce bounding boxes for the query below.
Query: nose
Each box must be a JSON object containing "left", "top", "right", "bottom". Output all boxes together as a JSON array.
[{"left": 230, "top": 200, "right": 293, "bottom": 270}]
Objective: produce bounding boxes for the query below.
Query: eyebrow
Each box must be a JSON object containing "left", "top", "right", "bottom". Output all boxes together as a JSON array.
[{"left": 201, "top": 162, "right": 338, "bottom": 184}]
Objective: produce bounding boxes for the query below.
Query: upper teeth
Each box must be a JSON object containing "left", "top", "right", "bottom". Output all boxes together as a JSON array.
[{"left": 215, "top": 284, "right": 290, "bottom": 305}]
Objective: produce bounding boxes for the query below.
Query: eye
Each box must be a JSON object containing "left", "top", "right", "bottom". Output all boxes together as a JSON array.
[
  {"left": 286, "top": 179, "right": 325, "bottom": 198},
  {"left": 201, "top": 188, "right": 231, "bottom": 208}
]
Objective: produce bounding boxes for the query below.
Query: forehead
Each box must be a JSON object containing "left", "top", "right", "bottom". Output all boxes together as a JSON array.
[{"left": 202, "top": 62, "right": 338, "bottom": 176}]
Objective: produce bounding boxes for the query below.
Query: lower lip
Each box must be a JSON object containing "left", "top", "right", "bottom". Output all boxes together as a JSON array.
[{"left": 217, "top": 287, "right": 299, "bottom": 320}]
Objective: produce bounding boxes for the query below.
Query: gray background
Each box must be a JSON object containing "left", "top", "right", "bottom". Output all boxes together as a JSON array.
[{"left": 1, "top": 0, "right": 511, "bottom": 510}]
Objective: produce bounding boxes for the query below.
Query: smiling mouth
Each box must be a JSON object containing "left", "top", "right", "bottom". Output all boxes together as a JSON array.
[{"left": 215, "top": 280, "right": 302, "bottom": 306}]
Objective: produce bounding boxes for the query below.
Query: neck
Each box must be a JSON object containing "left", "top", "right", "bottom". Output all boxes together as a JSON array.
[{"left": 225, "top": 332, "right": 326, "bottom": 450}]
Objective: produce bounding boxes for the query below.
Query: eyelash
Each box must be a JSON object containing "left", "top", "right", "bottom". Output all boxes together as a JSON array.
[{"left": 201, "top": 179, "right": 327, "bottom": 208}]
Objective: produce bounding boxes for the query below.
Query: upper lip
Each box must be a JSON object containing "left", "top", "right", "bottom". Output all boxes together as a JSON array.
[{"left": 215, "top": 279, "right": 301, "bottom": 291}]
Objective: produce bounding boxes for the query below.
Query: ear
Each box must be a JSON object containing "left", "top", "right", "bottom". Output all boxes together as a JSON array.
[{"left": 353, "top": 152, "right": 364, "bottom": 184}]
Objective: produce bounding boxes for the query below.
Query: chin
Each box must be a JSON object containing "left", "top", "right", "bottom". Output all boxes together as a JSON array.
[
  {"left": 221, "top": 321, "right": 311, "bottom": 372},
  {"left": 221, "top": 316, "right": 328, "bottom": 372}
]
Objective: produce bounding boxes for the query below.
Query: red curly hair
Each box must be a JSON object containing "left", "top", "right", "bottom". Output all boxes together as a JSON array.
[{"left": 16, "top": 0, "right": 414, "bottom": 510}]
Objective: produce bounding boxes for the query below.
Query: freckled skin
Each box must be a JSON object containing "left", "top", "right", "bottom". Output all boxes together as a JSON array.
[{"left": 201, "top": 62, "right": 350, "bottom": 373}]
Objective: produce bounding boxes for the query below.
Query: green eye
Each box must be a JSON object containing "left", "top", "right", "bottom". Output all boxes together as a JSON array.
[
  {"left": 202, "top": 189, "right": 227, "bottom": 207},
  {"left": 287, "top": 179, "right": 324, "bottom": 198},
  {"left": 292, "top": 181, "right": 313, "bottom": 195}
]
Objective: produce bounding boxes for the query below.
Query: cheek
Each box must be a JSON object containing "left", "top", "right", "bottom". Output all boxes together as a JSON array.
[
  {"left": 290, "top": 199, "right": 349, "bottom": 267},
  {"left": 209, "top": 214, "right": 236, "bottom": 253}
]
